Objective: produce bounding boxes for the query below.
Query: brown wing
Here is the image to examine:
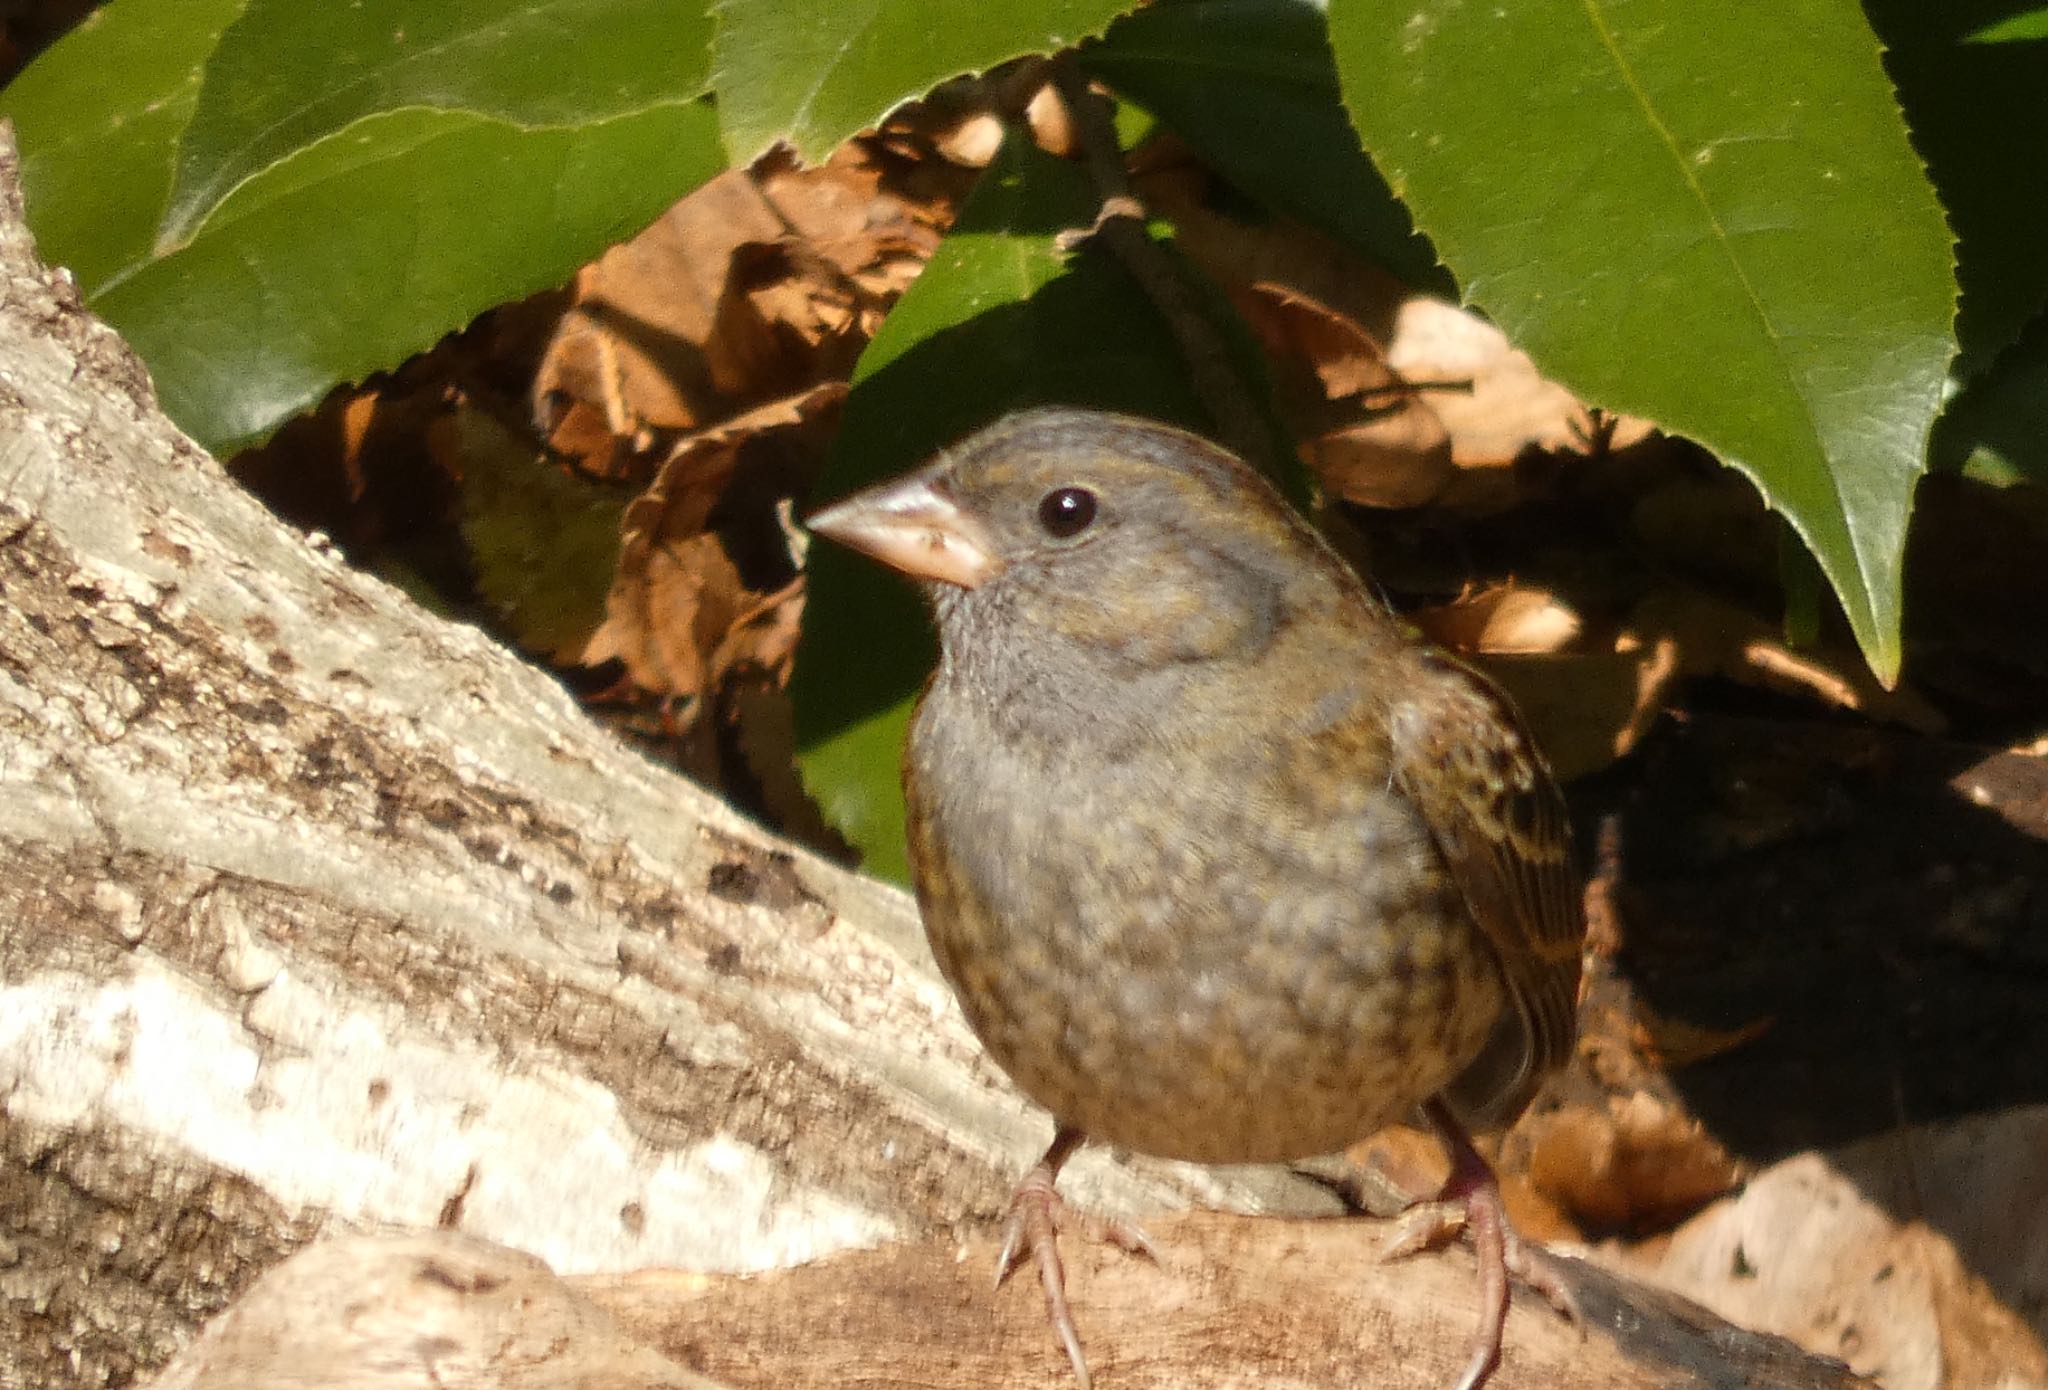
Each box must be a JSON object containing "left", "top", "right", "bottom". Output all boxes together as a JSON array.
[{"left": 1385, "top": 648, "right": 1583, "bottom": 1124}]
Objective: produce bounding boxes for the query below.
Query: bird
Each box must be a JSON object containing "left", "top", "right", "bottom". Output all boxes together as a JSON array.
[{"left": 805, "top": 406, "right": 1584, "bottom": 1390}]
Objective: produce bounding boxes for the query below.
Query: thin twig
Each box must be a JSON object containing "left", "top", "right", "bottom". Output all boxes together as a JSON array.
[{"left": 1047, "top": 55, "right": 1277, "bottom": 479}]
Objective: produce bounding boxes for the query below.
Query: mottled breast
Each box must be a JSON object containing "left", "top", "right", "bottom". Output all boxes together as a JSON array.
[{"left": 905, "top": 673, "right": 1507, "bottom": 1164}]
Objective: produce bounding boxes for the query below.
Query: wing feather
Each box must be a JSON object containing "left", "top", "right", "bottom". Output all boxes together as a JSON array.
[{"left": 1386, "top": 649, "right": 1583, "bottom": 1123}]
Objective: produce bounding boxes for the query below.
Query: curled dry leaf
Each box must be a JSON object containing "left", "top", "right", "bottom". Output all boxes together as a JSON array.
[
  {"left": 1627, "top": 588, "right": 1949, "bottom": 735},
  {"left": 584, "top": 384, "right": 845, "bottom": 729},
  {"left": 1524, "top": 1092, "right": 1743, "bottom": 1235},
  {"left": 1401, "top": 587, "right": 1679, "bottom": 780},
  {"left": 1413, "top": 584, "right": 1583, "bottom": 655},
  {"left": 706, "top": 240, "right": 872, "bottom": 404},
  {"left": 535, "top": 174, "right": 785, "bottom": 457},
  {"left": 1475, "top": 646, "right": 1680, "bottom": 782},
  {"left": 1627, "top": 1000, "right": 1774, "bottom": 1070},
  {"left": 1141, "top": 163, "right": 1652, "bottom": 513},
  {"left": 1383, "top": 299, "right": 1652, "bottom": 490},
  {"left": 533, "top": 147, "right": 954, "bottom": 478},
  {"left": 1135, "top": 156, "right": 1407, "bottom": 339},
  {"left": 1233, "top": 280, "right": 1453, "bottom": 508},
  {"left": 753, "top": 143, "right": 956, "bottom": 296}
]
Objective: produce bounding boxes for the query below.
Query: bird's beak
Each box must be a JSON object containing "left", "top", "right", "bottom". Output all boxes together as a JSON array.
[{"left": 805, "top": 472, "right": 1001, "bottom": 590}]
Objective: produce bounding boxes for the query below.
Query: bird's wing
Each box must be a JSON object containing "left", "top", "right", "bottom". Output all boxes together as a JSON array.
[{"left": 1385, "top": 648, "right": 1583, "bottom": 1121}]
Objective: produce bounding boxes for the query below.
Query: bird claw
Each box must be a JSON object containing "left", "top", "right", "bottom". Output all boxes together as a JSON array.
[
  {"left": 1379, "top": 1195, "right": 1468, "bottom": 1263},
  {"left": 1097, "top": 1211, "right": 1162, "bottom": 1265},
  {"left": 994, "top": 1161, "right": 1064, "bottom": 1289},
  {"left": 1382, "top": 1102, "right": 1582, "bottom": 1390},
  {"left": 993, "top": 1131, "right": 1160, "bottom": 1390},
  {"left": 996, "top": 1161, "right": 1095, "bottom": 1390},
  {"left": 1502, "top": 1233, "right": 1584, "bottom": 1330}
]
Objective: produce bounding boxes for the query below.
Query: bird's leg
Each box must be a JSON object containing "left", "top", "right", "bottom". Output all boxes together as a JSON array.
[
  {"left": 1381, "top": 1100, "right": 1581, "bottom": 1390},
  {"left": 995, "top": 1126, "right": 1157, "bottom": 1390}
]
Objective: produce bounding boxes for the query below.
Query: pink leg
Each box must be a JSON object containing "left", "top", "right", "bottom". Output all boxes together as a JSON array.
[
  {"left": 995, "top": 1127, "right": 1158, "bottom": 1389},
  {"left": 1382, "top": 1101, "right": 1581, "bottom": 1390}
]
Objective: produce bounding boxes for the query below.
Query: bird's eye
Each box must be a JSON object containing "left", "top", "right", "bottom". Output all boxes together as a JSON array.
[{"left": 1036, "top": 486, "right": 1097, "bottom": 539}]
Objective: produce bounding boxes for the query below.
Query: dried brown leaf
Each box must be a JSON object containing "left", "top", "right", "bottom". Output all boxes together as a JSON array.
[
  {"left": 1627, "top": 1002, "right": 1773, "bottom": 1070},
  {"left": 1233, "top": 281, "right": 1453, "bottom": 509},
  {"left": 1526, "top": 1093, "right": 1743, "bottom": 1235},
  {"left": 1413, "top": 585, "right": 1582, "bottom": 655},
  {"left": 1628, "top": 589, "right": 1949, "bottom": 734},
  {"left": 585, "top": 383, "right": 845, "bottom": 710},
  {"left": 533, "top": 149, "right": 950, "bottom": 477},
  {"left": 1472, "top": 646, "right": 1679, "bottom": 781}
]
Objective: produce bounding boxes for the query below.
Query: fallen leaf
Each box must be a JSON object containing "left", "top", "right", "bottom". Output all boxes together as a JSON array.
[
  {"left": 1233, "top": 281, "right": 1453, "bottom": 508},
  {"left": 1525, "top": 1092, "right": 1743, "bottom": 1235},
  {"left": 1629, "top": 588, "right": 1949, "bottom": 734},
  {"left": 1629, "top": 1001, "right": 1774, "bottom": 1069},
  {"left": 1413, "top": 584, "right": 1582, "bottom": 654},
  {"left": 585, "top": 383, "right": 845, "bottom": 717},
  {"left": 1383, "top": 298, "right": 1652, "bottom": 481},
  {"left": 1472, "top": 646, "right": 1679, "bottom": 781},
  {"left": 533, "top": 146, "right": 955, "bottom": 478}
]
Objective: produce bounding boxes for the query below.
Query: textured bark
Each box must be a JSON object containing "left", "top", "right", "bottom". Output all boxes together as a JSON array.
[{"left": 0, "top": 125, "right": 1863, "bottom": 1390}]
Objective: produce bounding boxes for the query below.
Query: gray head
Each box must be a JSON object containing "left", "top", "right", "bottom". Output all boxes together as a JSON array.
[{"left": 806, "top": 408, "right": 1364, "bottom": 675}]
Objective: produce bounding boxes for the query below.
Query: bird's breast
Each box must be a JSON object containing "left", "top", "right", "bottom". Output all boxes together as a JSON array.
[{"left": 904, "top": 677, "right": 1507, "bottom": 1164}]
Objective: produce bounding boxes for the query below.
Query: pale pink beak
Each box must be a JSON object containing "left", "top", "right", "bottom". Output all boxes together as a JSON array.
[{"left": 806, "top": 472, "right": 1001, "bottom": 589}]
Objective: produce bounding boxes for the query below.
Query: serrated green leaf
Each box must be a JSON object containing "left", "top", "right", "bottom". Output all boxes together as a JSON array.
[
  {"left": 161, "top": 0, "right": 712, "bottom": 248},
  {"left": 1328, "top": 0, "right": 1955, "bottom": 682},
  {"left": 3, "top": 0, "right": 724, "bottom": 455},
  {"left": 712, "top": 0, "right": 1138, "bottom": 165},
  {"left": 1082, "top": 0, "right": 1446, "bottom": 292},
  {"left": 792, "top": 137, "right": 1215, "bottom": 882},
  {"left": 1866, "top": 1, "right": 2048, "bottom": 377}
]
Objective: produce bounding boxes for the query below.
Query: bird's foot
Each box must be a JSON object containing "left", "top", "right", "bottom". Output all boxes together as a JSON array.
[
  {"left": 1379, "top": 1102, "right": 1581, "bottom": 1390},
  {"left": 994, "top": 1129, "right": 1157, "bottom": 1390}
]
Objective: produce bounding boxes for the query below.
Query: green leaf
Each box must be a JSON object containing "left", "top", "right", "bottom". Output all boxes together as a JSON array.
[
  {"left": 1082, "top": 0, "right": 1446, "bottom": 292},
  {"left": 118, "top": 103, "right": 721, "bottom": 453},
  {"left": 456, "top": 408, "right": 626, "bottom": 664},
  {"left": 1328, "top": 0, "right": 1956, "bottom": 682},
  {"left": 712, "top": 0, "right": 1138, "bottom": 164},
  {"left": 160, "top": 0, "right": 712, "bottom": 249},
  {"left": 2, "top": 0, "right": 248, "bottom": 292},
  {"left": 1964, "top": 7, "right": 2048, "bottom": 43},
  {"left": 1932, "top": 313, "right": 2048, "bottom": 490},
  {"left": 1866, "top": 1, "right": 2048, "bottom": 377},
  {"left": 792, "top": 138, "right": 1214, "bottom": 882},
  {"left": 2, "top": 0, "right": 724, "bottom": 455}
]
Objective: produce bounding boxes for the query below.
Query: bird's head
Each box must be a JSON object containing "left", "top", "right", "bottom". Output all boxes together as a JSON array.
[{"left": 806, "top": 408, "right": 1349, "bottom": 670}]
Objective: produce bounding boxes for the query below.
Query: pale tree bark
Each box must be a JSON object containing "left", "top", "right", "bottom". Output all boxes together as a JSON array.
[{"left": 0, "top": 126, "right": 1860, "bottom": 1390}]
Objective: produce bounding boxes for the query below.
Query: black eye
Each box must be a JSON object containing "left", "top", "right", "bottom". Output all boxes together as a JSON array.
[{"left": 1036, "top": 486, "right": 1097, "bottom": 538}]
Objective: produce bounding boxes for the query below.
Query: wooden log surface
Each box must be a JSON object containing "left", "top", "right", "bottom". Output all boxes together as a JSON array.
[{"left": 144, "top": 1220, "right": 1870, "bottom": 1390}]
